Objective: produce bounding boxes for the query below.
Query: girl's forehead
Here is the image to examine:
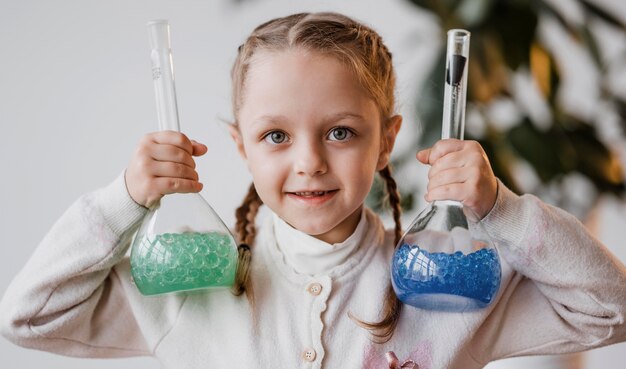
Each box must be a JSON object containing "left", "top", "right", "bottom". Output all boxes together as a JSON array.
[
  {"left": 241, "top": 48, "right": 371, "bottom": 103},
  {"left": 246, "top": 48, "right": 350, "bottom": 80},
  {"left": 240, "top": 49, "right": 376, "bottom": 117}
]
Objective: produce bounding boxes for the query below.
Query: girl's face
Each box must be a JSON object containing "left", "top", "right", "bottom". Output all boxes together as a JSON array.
[{"left": 231, "top": 49, "right": 400, "bottom": 244}]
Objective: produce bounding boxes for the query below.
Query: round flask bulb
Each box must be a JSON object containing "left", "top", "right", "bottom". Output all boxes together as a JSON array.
[
  {"left": 130, "top": 194, "right": 243, "bottom": 296},
  {"left": 391, "top": 201, "right": 501, "bottom": 311}
]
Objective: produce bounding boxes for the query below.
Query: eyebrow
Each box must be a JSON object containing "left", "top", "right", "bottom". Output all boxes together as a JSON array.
[
  {"left": 252, "top": 112, "right": 365, "bottom": 126},
  {"left": 252, "top": 114, "right": 289, "bottom": 126},
  {"left": 322, "top": 112, "right": 365, "bottom": 124}
]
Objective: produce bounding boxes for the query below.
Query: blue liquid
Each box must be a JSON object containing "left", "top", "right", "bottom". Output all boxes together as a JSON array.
[{"left": 391, "top": 244, "right": 501, "bottom": 311}]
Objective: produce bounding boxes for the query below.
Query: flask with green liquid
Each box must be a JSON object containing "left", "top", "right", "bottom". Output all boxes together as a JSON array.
[{"left": 130, "top": 20, "right": 250, "bottom": 296}]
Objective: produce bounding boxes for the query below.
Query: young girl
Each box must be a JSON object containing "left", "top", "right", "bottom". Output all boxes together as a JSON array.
[{"left": 1, "top": 12, "right": 626, "bottom": 369}]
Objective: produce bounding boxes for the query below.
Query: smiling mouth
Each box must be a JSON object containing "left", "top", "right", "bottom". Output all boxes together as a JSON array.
[
  {"left": 290, "top": 190, "right": 335, "bottom": 197},
  {"left": 288, "top": 190, "right": 338, "bottom": 196},
  {"left": 285, "top": 190, "right": 338, "bottom": 206}
]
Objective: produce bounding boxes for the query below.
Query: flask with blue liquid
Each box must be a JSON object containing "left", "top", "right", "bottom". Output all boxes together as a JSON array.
[{"left": 391, "top": 30, "right": 501, "bottom": 311}]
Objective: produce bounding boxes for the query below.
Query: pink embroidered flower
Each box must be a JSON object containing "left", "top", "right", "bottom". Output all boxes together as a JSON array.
[
  {"left": 362, "top": 341, "right": 432, "bottom": 369},
  {"left": 386, "top": 351, "right": 418, "bottom": 368}
]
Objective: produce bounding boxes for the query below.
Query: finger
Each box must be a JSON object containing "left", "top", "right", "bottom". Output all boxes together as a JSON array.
[
  {"left": 428, "top": 150, "right": 470, "bottom": 179},
  {"left": 191, "top": 140, "right": 208, "bottom": 156},
  {"left": 424, "top": 139, "right": 466, "bottom": 164},
  {"left": 153, "top": 177, "right": 203, "bottom": 195},
  {"left": 416, "top": 148, "right": 431, "bottom": 164},
  {"left": 427, "top": 167, "right": 469, "bottom": 193},
  {"left": 149, "top": 131, "right": 194, "bottom": 155},
  {"left": 429, "top": 147, "right": 487, "bottom": 178},
  {"left": 149, "top": 144, "right": 197, "bottom": 169},
  {"left": 424, "top": 183, "right": 466, "bottom": 203},
  {"left": 151, "top": 161, "right": 199, "bottom": 181}
]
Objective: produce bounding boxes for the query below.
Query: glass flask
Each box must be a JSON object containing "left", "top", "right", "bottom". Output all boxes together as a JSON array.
[
  {"left": 391, "top": 30, "right": 501, "bottom": 311},
  {"left": 130, "top": 20, "right": 250, "bottom": 296}
]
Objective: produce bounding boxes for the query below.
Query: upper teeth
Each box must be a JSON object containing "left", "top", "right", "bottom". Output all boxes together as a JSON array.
[{"left": 296, "top": 191, "right": 326, "bottom": 196}]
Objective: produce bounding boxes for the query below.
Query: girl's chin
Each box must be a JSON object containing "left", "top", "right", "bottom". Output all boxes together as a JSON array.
[
  {"left": 287, "top": 219, "right": 334, "bottom": 236},
  {"left": 289, "top": 219, "right": 355, "bottom": 244}
]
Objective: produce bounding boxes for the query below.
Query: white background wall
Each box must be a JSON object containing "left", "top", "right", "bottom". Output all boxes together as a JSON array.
[{"left": 1, "top": 1, "right": 624, "bottom": 368}]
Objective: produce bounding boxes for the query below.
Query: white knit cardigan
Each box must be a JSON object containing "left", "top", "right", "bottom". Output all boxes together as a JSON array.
[{"left": 1, "top": 173, "right": 626, "bottom": 368}]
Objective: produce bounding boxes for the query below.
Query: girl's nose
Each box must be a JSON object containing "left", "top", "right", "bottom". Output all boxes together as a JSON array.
[{"left": 293, "top": 139, "right": 328, "bottom": 176}]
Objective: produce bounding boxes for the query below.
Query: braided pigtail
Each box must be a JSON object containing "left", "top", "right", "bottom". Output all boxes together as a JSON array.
[
  {"left": 235, "top": 183, "right": 263, "bottom": 246},
  {"left": 350, "top": 165, "right": 404, "bottom": 343},
  {"left": 379, "top": 165, "right": 402, "bottom": 245},
  {"left": 232, "top": 183, "right": 263, "bottom": 304}
]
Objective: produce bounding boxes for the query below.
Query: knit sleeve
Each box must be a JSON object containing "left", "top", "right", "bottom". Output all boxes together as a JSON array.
[
  {"left": 0, "top": 172, "right": 154, "bottom": 358},
  {"left": 467, "top": 180, "right": 626, "bottom": 363}
]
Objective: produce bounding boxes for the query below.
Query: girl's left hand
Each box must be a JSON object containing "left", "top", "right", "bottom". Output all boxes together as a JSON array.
[{"left": 417, "top": 139, "right": 498, "bottom": 220}]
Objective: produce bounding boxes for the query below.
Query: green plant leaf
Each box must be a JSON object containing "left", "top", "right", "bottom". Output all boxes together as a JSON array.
[
  {"left": 505, "top": 119, "right": 575, "bottom": 182},
  {"left": 562, "top": 118, "right": 626, "bottom": 194},
  {"left": 547, "top": 48, "right": 561, "bottom": 107},
  {"left": 477, "top": 1, "right": 538, "bottom": 69},
  {"left": 469, "top": 33, "right": 511, "bottom": 102}
]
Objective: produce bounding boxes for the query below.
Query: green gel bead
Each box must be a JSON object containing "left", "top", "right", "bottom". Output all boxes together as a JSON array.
[
  {"left": 178, "top": 252, "right": 192, "bottom": 266},
  {"left": 218, "top": 257, "right": 230, "bottom": 269},
  {"left": 206, "top": 253, "right": 219, "bottom": 268},
  {"left": 215, "top": 243, "right": 228, "bottom": 257},
  {"left": 192, "top": 256, "right": 205, "bottom": 268}
]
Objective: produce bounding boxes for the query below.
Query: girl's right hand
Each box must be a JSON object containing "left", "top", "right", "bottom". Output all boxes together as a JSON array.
[{"left": 125, "top": 131, "right": 208, "bottom": 209}]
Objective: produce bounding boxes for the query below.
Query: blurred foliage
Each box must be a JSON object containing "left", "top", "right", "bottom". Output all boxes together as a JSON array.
[
  {"left": 371, "top": 0, "right": 626, "bottom": 218},
  {"left": 231, "top": 0, "right": 625, "bottom": 218}
]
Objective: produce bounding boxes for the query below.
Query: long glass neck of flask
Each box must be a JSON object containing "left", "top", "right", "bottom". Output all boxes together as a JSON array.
[
  {"left": 148, "top": 20, "right": 181, "bottom": 132},
  {"left": 437, "top": 30, "right": 470, "bottom": 210},
  {"left": 441, "top": 29, "right": 470, "bottom": 140}
]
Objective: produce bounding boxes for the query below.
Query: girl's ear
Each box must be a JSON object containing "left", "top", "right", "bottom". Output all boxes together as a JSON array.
[
  {"left": 376, "top": 115, "right": 403, "bottom": 171},
  {"left": 228, "top": 123, "right": 248, "bottom": 161}
]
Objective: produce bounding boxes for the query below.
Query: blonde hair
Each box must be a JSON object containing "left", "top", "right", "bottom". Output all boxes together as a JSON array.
[{"left": 231, "top": 12, "right": 403, "bottom": 343}]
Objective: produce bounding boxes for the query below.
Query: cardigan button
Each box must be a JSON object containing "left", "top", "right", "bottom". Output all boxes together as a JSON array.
[
  {"left": 302, "top": 347, "right": 317, "bottom": 361},
  {"left": 307, "top": 282, "right": 322, "bottom": 296}
]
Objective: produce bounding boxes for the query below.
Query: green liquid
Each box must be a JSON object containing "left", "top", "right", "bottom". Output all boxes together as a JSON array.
[{"left": 130, "top": 232, "right": 238, "bottom": 296}]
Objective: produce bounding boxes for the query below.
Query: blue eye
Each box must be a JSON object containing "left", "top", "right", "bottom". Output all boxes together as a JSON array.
[
  {"left": 263, "top": 130, "right": 287, "bottom": 144},
  {"left": 328, "top": 127, "right": 354, "bottom": 141}
]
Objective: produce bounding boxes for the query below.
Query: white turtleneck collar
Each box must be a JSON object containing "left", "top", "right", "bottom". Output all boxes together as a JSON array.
[{"left": 272, "top": 208, "right": 369, "bottom": 276}]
